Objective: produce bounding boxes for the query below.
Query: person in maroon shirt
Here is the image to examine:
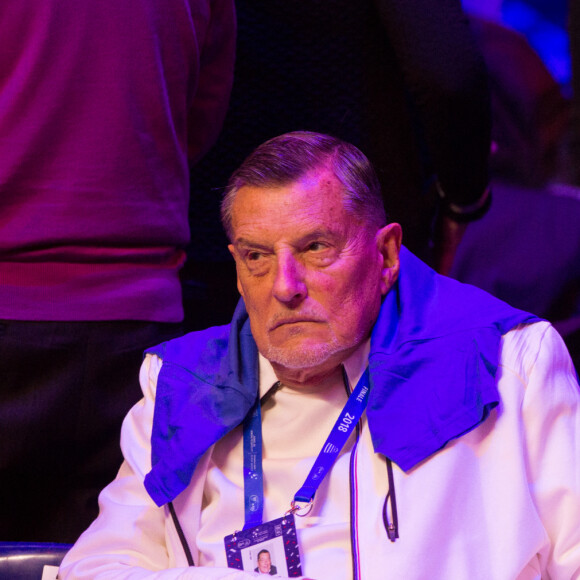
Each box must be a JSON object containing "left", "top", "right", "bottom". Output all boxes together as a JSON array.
[{"left": 0, "top": 0, "right": 235, "bottom": 542}]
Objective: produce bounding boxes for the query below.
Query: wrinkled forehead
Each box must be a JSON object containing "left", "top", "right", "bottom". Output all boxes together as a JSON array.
[{"left": 230, "top": 169, "right": 353, "bottom": 234}]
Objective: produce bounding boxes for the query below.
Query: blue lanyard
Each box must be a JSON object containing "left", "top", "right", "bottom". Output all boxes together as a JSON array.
[
  {"left": 242, "top": 396, "right": 265, "bottom": 529},
  {"left": 242, "top": 367, "right": 371, "bottom": 528}
]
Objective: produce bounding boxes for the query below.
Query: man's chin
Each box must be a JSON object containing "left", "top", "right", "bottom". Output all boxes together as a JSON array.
[{"left": 260, "top": 339, "right": 343, "bottom": 370}]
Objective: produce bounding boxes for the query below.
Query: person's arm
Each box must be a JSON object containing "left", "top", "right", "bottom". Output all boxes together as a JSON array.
[
  {"left": 518, "top": 324, "right": 580, "bottom": 577},
  {"left": 373, "top": 0, "right": 491, "bottom": 273},
  {"left": 374, "top": 0, "right": 491, "bottom": 207},
  {"left": 431, "top": 215, "right": 467, "bottom": 276},
  {"left": 187, "top": 0, "right": 236, "bottom": 165},
  {"left": 58, "top": 355, "right": 261, "bottom": 580}
]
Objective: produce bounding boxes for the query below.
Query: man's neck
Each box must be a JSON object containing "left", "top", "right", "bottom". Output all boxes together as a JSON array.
[
  {"left": 259, "top": 340, "right": 370, "bottom": 395},
  {"left": 274, "top": 364, "right": 345, "bottom": 394},
  {"left": 273, "top": 344, "right": 361, "bottom": 390}
]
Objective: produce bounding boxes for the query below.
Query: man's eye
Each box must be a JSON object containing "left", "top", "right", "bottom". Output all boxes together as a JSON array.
[
  {"left": 247, "top": 251, "right": 264, "bottom": 262},
  {"left": 307, "top": 242, "right": 326, "bottom": 252}
]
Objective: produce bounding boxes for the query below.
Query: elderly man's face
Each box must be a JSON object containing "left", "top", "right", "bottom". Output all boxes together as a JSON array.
[
  {"left": 257, "top": 551, "right": 271, "bottom": 573},
  {"left": 229, "top": 168, "right": 401, "bottom": 378}
]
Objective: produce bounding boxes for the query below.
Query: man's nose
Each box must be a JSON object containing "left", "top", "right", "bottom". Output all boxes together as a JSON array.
[{"left": 272, "top": 253, "right": 307, "bottom": 306}]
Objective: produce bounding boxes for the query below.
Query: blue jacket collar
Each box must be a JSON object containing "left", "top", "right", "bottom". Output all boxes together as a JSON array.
[{"left": 144, "top": 247, "right": 539, "bottom": 506}]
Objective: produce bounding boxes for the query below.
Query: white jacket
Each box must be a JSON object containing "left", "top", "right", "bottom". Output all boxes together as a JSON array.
[{"left": 59, "top": 322, "right": 580, "bottom": 579}]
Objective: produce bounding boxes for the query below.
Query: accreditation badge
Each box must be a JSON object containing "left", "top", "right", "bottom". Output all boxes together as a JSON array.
[{"left": 224, "top": 514, "right": 302, "bottom": 577}]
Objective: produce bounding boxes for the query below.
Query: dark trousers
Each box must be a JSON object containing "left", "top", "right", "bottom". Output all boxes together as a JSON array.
[{"left": 0, "top": 320, "right": 183, "bottom": 543}]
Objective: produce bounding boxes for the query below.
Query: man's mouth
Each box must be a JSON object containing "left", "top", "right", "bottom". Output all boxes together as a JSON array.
[{"left": 269, "top": 317, "right": 321, "bottom": 331}]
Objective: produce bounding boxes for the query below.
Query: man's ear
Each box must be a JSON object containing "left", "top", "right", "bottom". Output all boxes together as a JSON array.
[
  {"left": 376, "top": 223, "right": 402, "bottom": 296},
  {"left": 228, "top": 244, "right": 245, "bottom": 298}
]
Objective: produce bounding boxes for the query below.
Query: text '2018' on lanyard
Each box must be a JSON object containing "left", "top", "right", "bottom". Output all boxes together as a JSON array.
[{"left": 242, "top": 366, "right": 371, "bottom": 529}]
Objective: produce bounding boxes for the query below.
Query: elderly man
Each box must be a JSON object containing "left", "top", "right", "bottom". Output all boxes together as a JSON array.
[{"left": 60, "top": 132, "right": 580, "bottom": 579}]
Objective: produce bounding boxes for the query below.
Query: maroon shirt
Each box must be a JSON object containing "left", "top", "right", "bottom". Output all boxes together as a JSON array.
[{"left": 0, "top": 0, "right": 235, "bottom": 321}]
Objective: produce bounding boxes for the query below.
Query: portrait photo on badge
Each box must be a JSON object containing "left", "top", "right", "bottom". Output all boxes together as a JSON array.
[{"left": 224, "top": 515, "right": 302, "bottom": 577}]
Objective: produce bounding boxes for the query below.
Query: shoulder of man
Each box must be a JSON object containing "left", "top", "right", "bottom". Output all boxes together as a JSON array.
[{"left": 146, "top": 323, "right": 232, "bottom": 373}]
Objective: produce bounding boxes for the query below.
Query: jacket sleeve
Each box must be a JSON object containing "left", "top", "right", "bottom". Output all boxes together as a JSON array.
[
  {"left": 58, "top": 354, "right": 261, "bottom": 580},
  {"left": 187, "top": 0, "right": 236, "bottom": 166},
  {"left": 519, "top": 323, "right": 580, "bottom": 578},
  {"left": 373, "top": 0, "right": 491, "bottom": 211}
]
